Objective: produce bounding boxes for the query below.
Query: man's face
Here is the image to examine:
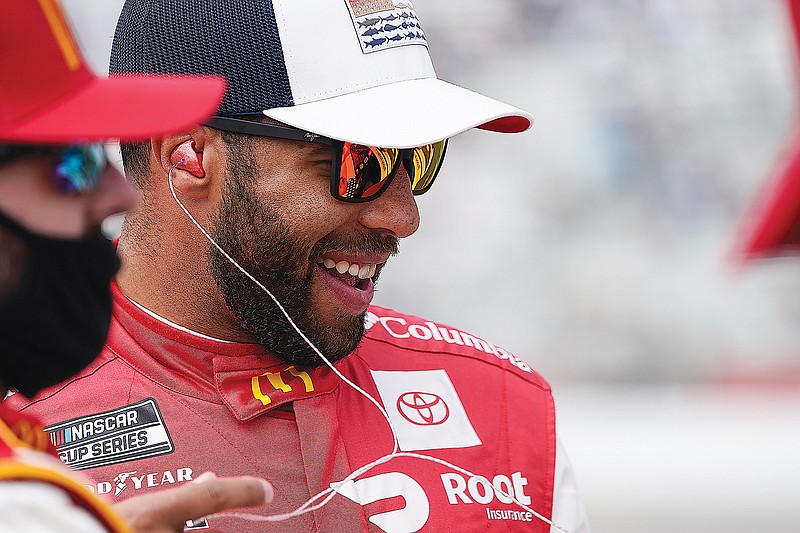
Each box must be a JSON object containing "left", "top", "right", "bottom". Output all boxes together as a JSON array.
[
  {"left": 208, "top": 135, "right": 420, "bottom": 366},
  {"left": 0, "top": 155, "right": 137, "bottom": 239},
  {"left": 0, "top": 155, "right": 136, "bottom": 293},
  {"left": 0, "top": 153, "right": 136, "bottom": 396}
]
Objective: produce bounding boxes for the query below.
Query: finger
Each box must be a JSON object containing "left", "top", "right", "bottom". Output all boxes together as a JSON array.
[
  {"left": 116, "top": 473, "right": 273, "bottom": 531},
  {"left": 157, "top": 474, "right": 273, "bottom": 528},
  {"left": 164, "top": 474, "right": 273, "bottom": 524}
]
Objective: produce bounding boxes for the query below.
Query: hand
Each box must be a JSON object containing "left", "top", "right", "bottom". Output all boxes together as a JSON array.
[{"left": 113, "top": 472, "right": 273, "bottom": 533}]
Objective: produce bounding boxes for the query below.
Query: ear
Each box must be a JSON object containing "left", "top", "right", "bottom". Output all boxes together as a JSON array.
[
  {"left": 170, "top": 140, "right": 205, "bottom": 177},
  {"left": 153, "top": 128, "right": 215, "bottom": 200}
]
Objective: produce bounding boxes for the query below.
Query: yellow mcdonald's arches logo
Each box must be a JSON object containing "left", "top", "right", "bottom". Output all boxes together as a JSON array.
[
  {"left": 251, "top": 366, "right": 315, "bottom": 406},
  {"left": 37, "top": 0, "right": 81, "bottom": 71}
]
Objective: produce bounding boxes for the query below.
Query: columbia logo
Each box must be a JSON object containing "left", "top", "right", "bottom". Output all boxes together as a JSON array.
[
  {"left": 365, "top": 311, "right": 533, "bottom": 373},
  {"left": 364, "top": 312, "right": 380, "bottom": 330}
]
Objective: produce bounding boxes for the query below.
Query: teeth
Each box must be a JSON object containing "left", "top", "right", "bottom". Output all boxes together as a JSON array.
[{"left": 320, "top": 258, "right": 379, "bottom": 279}]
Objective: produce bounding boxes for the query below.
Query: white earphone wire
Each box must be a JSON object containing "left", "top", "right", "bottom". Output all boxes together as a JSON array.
[{"left": 167, "top": 162, "right": 565, "bottom": 531}]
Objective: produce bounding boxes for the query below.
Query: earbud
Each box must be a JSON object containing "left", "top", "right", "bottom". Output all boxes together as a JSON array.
[{"left": 169, "top": 140, "right": 205, "bottom": 177}]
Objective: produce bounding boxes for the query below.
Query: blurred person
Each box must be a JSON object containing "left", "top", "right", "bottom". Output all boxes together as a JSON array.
[
  {"left": 0, "top": 0, "right": 272, "bottom": 531},
  {"left": 737, "top": 143, "right": 800, "bottom": 259},
  {"left": 738, "top": 0, "right": 800, "bottom": 260},
  {"left": 10, "top": 1, "right": 590, "bottom": 532}
]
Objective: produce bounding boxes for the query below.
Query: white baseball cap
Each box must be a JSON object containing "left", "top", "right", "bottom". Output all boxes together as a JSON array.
[{"left": 111, "top": 0, "right": 532, "bottom": 148}]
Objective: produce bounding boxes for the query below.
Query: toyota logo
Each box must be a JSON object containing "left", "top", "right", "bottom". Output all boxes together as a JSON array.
[{"left": 396, "top": 392, "right": 450, "bottom": 426}]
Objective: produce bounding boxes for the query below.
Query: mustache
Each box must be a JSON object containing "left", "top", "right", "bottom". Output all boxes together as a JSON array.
[{"left": 311, "top": 231, "right": 400, "bottom": 261}]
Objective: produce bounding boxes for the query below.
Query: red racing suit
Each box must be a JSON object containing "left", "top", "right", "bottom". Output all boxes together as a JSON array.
[{"left": 8, "top": 282, "right": 589, "bottom": 532}]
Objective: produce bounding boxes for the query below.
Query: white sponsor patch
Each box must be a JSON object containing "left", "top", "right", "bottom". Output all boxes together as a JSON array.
[
  {"left": 46, "top": 398, "right": 174, "bottom": 470},
  {"left": 333, "top": 473, "right": 429, "bottom": 533},
  {"left": 343, "top": 0, "right": 428, "bottom": 54},
  {"left": 370, "top": 369, "right": 481, "bottom": 451}
]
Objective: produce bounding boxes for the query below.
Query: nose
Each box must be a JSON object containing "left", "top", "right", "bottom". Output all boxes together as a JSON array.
[
  {"left": 86, "top": 163, "right": 139, "bottom": 230},
  {"left": 357, "top": 165, "right": 420, "bottom": 238}
]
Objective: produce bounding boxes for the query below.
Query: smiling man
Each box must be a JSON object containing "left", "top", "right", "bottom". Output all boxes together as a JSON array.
[
  {"left": 11, "top": 1, "right": 590, "bottom": 532},
  {"left": 174, "top": 117, "right": 408, "bottom": 366}
]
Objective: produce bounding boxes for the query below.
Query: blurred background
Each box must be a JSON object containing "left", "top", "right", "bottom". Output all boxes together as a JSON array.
[{"left": 64, "top": 1, "right": 800, "bottom": 531}]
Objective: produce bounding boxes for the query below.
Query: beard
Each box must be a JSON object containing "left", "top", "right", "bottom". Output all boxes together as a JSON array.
[{"left": 208, "top": 145, "right": 398, "bottom": 367}]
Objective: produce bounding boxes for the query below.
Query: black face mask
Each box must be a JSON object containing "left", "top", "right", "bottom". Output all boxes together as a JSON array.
[{"left": 0, "top": 210, "right": 120, "bottom": 398}]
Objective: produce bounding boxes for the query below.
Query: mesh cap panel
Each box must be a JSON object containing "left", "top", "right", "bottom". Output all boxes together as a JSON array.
[{"left": 111, "top": 0, "right": 293, "bottom": 116}]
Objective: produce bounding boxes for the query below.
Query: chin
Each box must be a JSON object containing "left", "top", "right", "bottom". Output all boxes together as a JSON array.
[{"left": 270, "top": 307, "right": 367, "bottom": 368}]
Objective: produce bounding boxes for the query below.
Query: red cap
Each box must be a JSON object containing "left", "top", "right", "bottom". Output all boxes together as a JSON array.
[
  {"left": 738, "top": 141, "right": 800, "bottom": 260},
  {"left": 737, "top": 0, "right": 800, "bottom": 260},
  {"left": 0, "top": 0, "right": 226, "bottom": 142}
]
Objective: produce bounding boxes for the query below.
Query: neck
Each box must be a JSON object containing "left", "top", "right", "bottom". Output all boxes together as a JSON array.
[{"left": 116, "top": 225, "right": 256, "bottom": 343}]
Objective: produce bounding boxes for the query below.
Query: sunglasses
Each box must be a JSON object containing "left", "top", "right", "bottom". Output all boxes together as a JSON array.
[
  {"left": 206, "top": 116, "right": 447, "bottom": 203},
  {"left": 0, "top": 143, "right": 107, "bottom": 194}
]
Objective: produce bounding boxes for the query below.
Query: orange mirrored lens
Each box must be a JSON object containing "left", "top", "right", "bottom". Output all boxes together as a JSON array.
[
  {"left": 338, "top": 142, "right": 400, "bottom": 199},
  {"left": 410, "top": 141, "right": 446, "bottom": 191},
  {"left": 337, "top": 141, "right": 445, "bottom": 200}
]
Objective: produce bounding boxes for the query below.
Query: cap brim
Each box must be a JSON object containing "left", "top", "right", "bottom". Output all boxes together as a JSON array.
[
  {"left": 264, "top": 78, "right": 532, "bottom": 148},
  {"left": 0, "top": 74, "right": 225, "bottom": 143},
  {"left": 737, "top": 142, "right": 800, "bottom": 260}
]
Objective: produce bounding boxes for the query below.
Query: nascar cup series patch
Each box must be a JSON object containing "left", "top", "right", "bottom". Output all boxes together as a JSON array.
[
  {"left": 344, "top": 0, "right": 428, "bottom": 54},
  {"left": 45, "top": 398, "right": 174, "bottom": 471}
]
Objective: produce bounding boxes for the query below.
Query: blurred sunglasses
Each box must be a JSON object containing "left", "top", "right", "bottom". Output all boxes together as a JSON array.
[
  {"left": 0, "top": 143, "right": 107, "bottom": 194},
  {"left": 207, "top": 116, "right": 447, "bottom": 203}
]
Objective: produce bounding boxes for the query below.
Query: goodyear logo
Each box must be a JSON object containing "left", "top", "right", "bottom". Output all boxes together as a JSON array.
[{"left": 46, "top": 398, "right": 174, "bottom": 471}]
